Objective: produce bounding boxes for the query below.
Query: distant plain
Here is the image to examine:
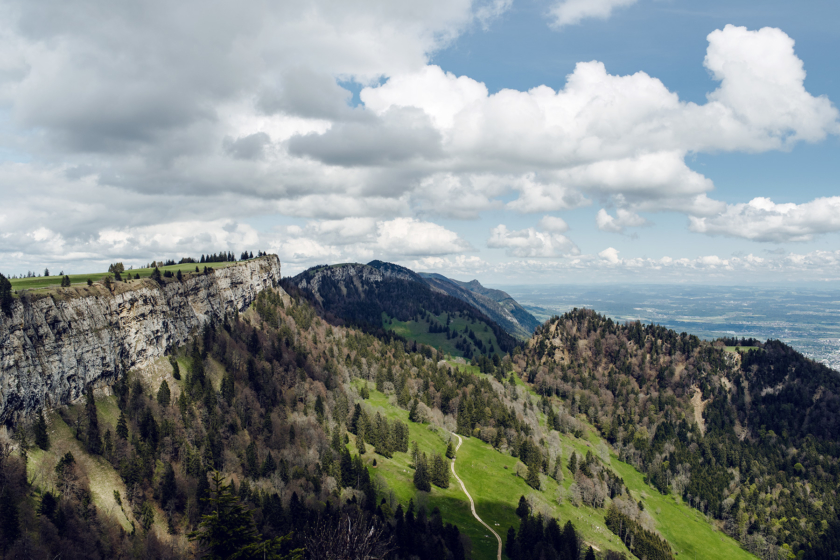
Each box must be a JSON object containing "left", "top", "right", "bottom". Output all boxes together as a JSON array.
[{"left": 501, "top": 284, "right": 840, "bottom": 372}]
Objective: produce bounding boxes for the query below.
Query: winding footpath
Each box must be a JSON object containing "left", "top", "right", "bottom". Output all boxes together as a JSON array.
[{"left": 450, "top": 433, "right": 503, "bottom": 560}]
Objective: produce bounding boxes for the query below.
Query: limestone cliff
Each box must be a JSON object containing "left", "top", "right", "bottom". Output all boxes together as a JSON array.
[{"left": 0, "top": 255, "right": 282, "bottom": 423}]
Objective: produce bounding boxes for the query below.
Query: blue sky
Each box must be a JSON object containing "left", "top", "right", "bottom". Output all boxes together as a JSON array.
[{"left": 0, "top": 0, "right": 838, "bottom": 284}]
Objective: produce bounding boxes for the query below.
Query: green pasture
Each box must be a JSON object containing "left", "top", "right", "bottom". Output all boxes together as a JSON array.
[
  {"left": 9, "top": 261, "right": 242, "bottom": 293},
  {"left": 384, "top": 311, "right": 504, "bottom": 357}
]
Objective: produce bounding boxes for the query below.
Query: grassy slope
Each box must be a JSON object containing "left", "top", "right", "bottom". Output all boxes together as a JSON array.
[
  {"left": 25, "top": 355, "right": 198, "bottom": 544},
  {"left": 384, "top": 311, "right": 503, "bottom": 358},
  {"left": 26, "top": 401, "right": 136, "bottom": 532},
  {"left": 9, "top": 261, "right": 241, "bottom": 292}
]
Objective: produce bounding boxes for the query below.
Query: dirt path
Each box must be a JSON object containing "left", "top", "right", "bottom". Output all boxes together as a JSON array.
[{"left": 450, "top": 433, "right": 503, "bottom": 560}]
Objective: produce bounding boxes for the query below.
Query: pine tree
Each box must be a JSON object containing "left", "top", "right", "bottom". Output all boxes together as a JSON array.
[
  {"left": 116, "top": 410, "right": 128, "bottom": 439},
  {"left": 568, "top": 452, "right": 577, "bottom": 475},
  {"left": 157, "top": 380, "right": 171, "bottom": 407},
  {"left": 85, "top": 387, "right": 102, "bottom": 454},
  {"left": 445, "top": 439, "right": 456, "bottom": 459},
  {"left": 585, "top": 545, "right": 596, "bottom": 560},
  {"left": 34, "top": 409, "right": 50, "bottom": 450}
]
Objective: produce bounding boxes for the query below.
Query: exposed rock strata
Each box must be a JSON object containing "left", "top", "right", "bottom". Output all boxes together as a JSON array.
[{"left": 0, "top": 256, "right": 281, "bottom": 423}]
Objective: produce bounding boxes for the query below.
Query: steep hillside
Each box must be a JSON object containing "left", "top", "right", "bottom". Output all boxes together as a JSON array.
[
  {"left": 289, "top": 261, "right": 518, "bottom": 358},
  {"left": 1, "top": 285, "right": 764, "bottom": 560},
  {"left": 419, "top": 273, "right": 540, "bottom": 340},
  {"left": 0, "top": 255, "right": 281, "bottom": 424},
  {"left": 517, "top": 309, "right": 840, "bottom": 559}
]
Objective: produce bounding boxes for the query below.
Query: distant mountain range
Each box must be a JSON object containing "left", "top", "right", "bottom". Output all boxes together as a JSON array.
[
  {"left": 418, "top": 272, "right": 540, "bottom": 340},
  {"left": 287, "top": 261, "right": 538, "bottom": 358}
]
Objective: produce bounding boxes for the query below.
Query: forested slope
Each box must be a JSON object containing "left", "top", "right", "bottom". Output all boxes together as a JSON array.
[{"left": 516, "top": 309, "right": 840, "bottom": 559}]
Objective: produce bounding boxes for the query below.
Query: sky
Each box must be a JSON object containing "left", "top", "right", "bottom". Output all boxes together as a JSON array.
[{"left": 1, "top": 0, "right": 839, "bottom": 284}]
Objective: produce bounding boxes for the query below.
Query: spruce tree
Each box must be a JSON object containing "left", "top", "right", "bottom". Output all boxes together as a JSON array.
[
  {"left": 34, "top": 409, "right": 50, "bottom": 450},
  {"left": 0, "top": 274, "right": 14, "bottom": 316},
  {"left": 445, "top": 439, "right": 456, "bottom": 459},
  {"left": 331, "top": 427, "right": 343, "bottom": 452},
  {"left": 160, "top": 463, "right": 177, "bottom": 506},
  {"left": 526, "top": 463, "right": 541, "bottom": 490},
  {"left": 0, "top": 487, "right": 21, "bottom": 552},
  {"left": 189, "top": 472, "right": 272, "bottom": 558},
  {"left": 516, "top": 495, "right": 530, "bottom": 518},
  {"left": 413, "top": 452, "right": 431, "bottom": 492},
  {"left": 505, "top": 526, "right": 517, "bottom": 559},
  {"left": 432, "top": 453, "right": 450, "bottom": 489},
  {"left": 397, "top": 383, "right": 411, "bottom": 408},
  {"left": 157, "top": 380, "right": 171, "bottom": 407},
  {"left": 85, "top": 387, "right": 102, "bottom": 454},
  {"left": 568, "top": 452, "right": 577, "bottom": 475},
  {"left": 355, "top": 426, "right": 366, "bottom": 455},
  {"left": 116, "top": 410, "right": 128, "bottom": 439},
  {"left": 221, "top": 373, "right": 235, "bottom": 405}
]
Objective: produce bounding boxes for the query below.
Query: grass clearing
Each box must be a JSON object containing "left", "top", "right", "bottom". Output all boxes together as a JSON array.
[{"left": 724, "top": 346, "right": 763, "bottom": 353}]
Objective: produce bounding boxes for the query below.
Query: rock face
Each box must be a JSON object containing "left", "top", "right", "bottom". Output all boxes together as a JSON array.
[{"left": 0, "top": 256, "right": 282, "bottom": 423}]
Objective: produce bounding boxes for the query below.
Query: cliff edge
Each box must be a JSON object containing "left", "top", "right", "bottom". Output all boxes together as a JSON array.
[{"left": 0, "top": 255, "right": 282, "bottom": 423}]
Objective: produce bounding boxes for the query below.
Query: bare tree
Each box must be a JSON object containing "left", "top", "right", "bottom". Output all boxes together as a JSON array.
[{"left": 304, "top": 508, "right": 394, "bottom": 560}]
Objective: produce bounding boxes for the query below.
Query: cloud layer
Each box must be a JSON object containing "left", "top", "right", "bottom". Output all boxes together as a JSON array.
[{"left": 0, "top": 0, "right": 838, "bottom": 281}]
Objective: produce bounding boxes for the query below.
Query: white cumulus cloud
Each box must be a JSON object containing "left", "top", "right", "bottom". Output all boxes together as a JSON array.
[
  {"left": 548, "top": 0, "right": 638, "bottom": 28},
  {"left": 689, "top": 196, "right": 840, "bottom": 242},
  {"left": 596, "top": 209, "right": 648, "bottom": 233},
  {"left": 488, "top": 224, "right": 579, "bottom": 258}
]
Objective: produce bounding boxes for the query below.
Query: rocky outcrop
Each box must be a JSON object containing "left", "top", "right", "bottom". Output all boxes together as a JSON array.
[{"left": 0, "top": 256, "right": 282, "bottom": 423}]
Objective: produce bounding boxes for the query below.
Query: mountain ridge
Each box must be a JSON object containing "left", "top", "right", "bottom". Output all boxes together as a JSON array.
[
  {"left": 418, "top": 272, "right": 540, "bottom": 339},
  {"left": 289, "top": 261, "right": 520, "bottom": 357}
]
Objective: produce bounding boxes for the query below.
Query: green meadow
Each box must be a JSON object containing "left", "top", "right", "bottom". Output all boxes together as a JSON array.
[
  {"left": 9, "top": 261, "right": 241, "bottom": 293},
  {"left": 384, "top": 311, "right": 504, "bottom": 357}
]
